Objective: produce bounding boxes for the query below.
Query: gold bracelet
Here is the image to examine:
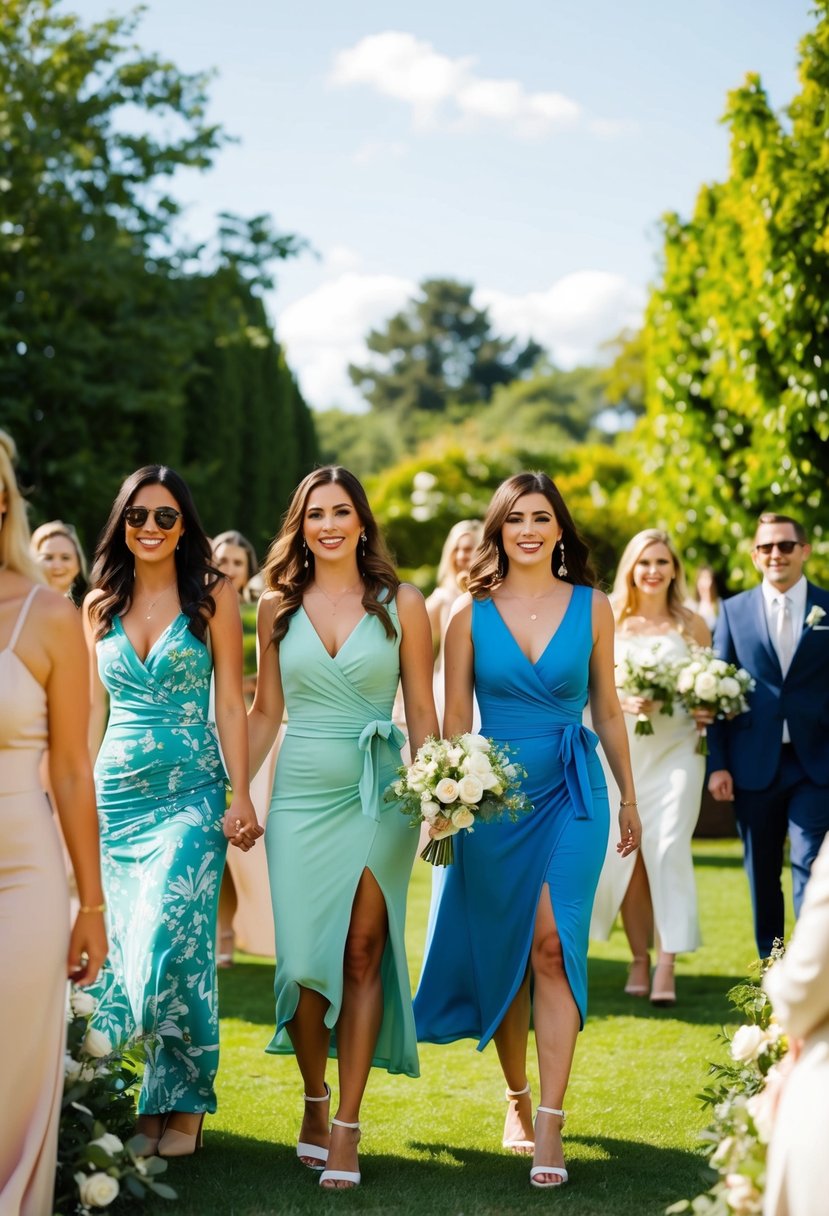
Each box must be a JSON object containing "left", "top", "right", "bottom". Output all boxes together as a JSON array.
[
  {"left": 619, "top": 800, "right": 638, "bottom": 807},
  {"left": 79, "top": 902, "right": 106, "bottom": 913}
]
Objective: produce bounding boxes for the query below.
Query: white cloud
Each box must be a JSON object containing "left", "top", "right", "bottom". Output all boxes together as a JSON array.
[
  {"left": 329, "top": 31, "right": 583, "bottom": 138},
  {"left": 278, "top": 268, "right": 644, "bottom": 411},
  {"left": 322, "top": 244, "right": 362, "bottom": 274}
]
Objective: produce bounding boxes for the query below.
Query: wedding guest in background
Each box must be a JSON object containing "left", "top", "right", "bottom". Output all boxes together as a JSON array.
[
  {"left": 762, "top": 834, "right": 829, "bottom": 1216},
  {"left": 708, "top": 512, "right": 829, "bottom": 957},
  {"left": 84, "top": 466, "right": 261, "bottom": 1158},
  {"left": 425, "top": 519, "right": 483, "bottom": 714},
  {"left": 590, "top": 529, "right": 711, "bottom": 1006},
  {"left": 31, "top": 518, "right": 88, "bottom": 604},
  {"left": 0, "top": 430, "right": 106, "bottom": 1215},
  {"left": 248, "top": 466, "right": 438, "bottom": 1189},
  {"left": 687, "top": 564, "right": 723, "bottom": 632},
  {"left": 212, "top": 529, "right": 258, "bottom": 604},
  {"left": 415, "top": 471, "right": 640, "bottom": 1188}
]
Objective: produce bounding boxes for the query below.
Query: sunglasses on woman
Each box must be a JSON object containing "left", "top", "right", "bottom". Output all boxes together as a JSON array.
[
  {"left": 754, "top": 540, "right": 802, "bottom": 555},
  {"left": 124, "top": 506, "right": 182, "bottom": 530}
]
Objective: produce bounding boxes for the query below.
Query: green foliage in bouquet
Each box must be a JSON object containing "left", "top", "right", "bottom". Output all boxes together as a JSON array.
[{"left": 56, "top": 993, "right": 176, "bottom": 1214}]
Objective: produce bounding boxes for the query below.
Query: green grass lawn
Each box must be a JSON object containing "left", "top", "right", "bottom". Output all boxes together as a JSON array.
[{"left": 143, "top": 840, "right": 792, "bottom": 1215}]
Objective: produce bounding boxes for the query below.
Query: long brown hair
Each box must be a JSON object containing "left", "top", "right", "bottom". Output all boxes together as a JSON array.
[
  {"left": 89, "top": 465, "right": 221, "bottom": 643},
  {"left": 263, "top": 466, "right": 399, "bottom": 645},
  {"left": 467, "top": 471, "right": 595, "bottom": 599},
  {"left": 611, "top": 528, "right": 695, "bottom": 632}
]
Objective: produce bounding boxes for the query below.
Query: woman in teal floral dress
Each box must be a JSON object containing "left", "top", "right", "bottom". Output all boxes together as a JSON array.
[{"left": 84, "top": 466, "right": 261, "bottom": 1157}]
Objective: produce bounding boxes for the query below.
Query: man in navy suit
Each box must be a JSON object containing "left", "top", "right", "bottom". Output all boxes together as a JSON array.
[{"left": 708, "top": 512, "right": 829, "bottom": 956}]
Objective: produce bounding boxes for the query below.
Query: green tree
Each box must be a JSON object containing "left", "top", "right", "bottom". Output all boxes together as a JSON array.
[
  {"left": 348, "top": 278, "right": 543, "bottom": 419},
  {"left": 635, "top": 4, "right": 829, "bottom": 585}
]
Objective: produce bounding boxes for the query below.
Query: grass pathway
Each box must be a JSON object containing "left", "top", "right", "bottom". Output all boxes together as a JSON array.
[{"left": 143, "top": 840, "right": 791, "bottom": 1215}]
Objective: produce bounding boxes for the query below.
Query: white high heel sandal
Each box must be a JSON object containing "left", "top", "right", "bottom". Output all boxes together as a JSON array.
[
  {"left": 319, "top": 1118, "right": 361, "bottom": 1189},
  {"left": 502, "top": 1082, "right": 534, "bottom": 1152},
  {"left": 529, "top": 1106, "right": 569, "bottom": 1188},
  {"left": 297, "top": 1083, "right": 330, "bottom": 1170}
]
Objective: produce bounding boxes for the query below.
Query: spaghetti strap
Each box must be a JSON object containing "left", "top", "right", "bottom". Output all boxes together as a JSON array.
[{"left": 8, "top": 586, "right": 40, "bottom": 652}]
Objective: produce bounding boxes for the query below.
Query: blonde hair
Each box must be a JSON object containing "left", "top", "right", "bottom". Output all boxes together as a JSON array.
[
  {"left": 0, "top": 430, "right": 44, "bottom": 582},
  {"left": 435, "top": 520, "right": 484, "bottom": 591},
  {"left": 31, "top": 519, "right": 88, "bottom": 581},
  {"left": 611, "top": 528, "right": 693, "bottom": 630}
]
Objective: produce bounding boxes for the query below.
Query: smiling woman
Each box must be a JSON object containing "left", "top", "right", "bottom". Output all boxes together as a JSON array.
[{"left": 82, "top": 465, "right": 262, "bottom": 1158}]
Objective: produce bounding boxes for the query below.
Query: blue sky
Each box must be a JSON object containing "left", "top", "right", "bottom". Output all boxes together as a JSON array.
[{"left": 72, "top": 0, "right": 814, "bottom": 408}]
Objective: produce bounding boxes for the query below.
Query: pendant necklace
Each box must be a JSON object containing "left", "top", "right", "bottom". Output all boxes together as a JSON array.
[
  {"left": 503, "top": 588, "right": 557, "bottom": 621},
  {"left": 138, "top": 582, "right": 178, "bottom": 621},
  {"left": 313, "top": 578, "right": 363, "bottom": 613}
]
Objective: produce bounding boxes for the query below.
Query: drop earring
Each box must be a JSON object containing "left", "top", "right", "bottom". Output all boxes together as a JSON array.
[
  {"left": 302, "top": 539, "right": 309, "bottom": 569},
  {"left": 557, "top": 540, "right": 568, "bottom": 578},
  {"left": 360, "top": 531, "right": 367, "bottom": 558}
]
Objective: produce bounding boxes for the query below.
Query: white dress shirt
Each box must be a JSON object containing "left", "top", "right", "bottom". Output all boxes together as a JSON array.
[{"left": 761, "top": 575, "right": 807, "bottom": 743}]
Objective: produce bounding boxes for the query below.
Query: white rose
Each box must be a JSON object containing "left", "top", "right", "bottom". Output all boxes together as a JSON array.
[
  {"left": 435, "top": 778, "right": 460, "bottom": 805},
  {"left": 90, "top": 1133, "right": 124, "bottom": 1157},
  {"left": 746, "top": 1091, "right": 775, "bottom": 1145},
  {"left": 676, "top": 668, "right": 696, "bottom": 693},
  {"left": 694, "top": 671, "right": 720, "bottom": 701},
  {"left": 83, "top": 1028, "right": 112, "bottom": 1059},
  {"left": 460, "top": 733, "right": 490, "bottom": 752},
  {"left": 451, "top": 806, "right": 475, "bottom": 829},
  {"left": 457, "top": 775, "right": 484, "bottom": 804},
  {"left": 718, "top": 676, "right": 741, "bottom": 698},
  {"left": 730, "top": 1024, "right": 768, "bottom": 1063},
  {"left": 709, "top": 659, "right": 729, "bottom": 675},
  {"left": 64, "top": 1054, "right": 83, "bottom": 1084},
  {"left": 464, "top": 750, "right": 493, "bottom": 778},
  {"left": 420, "top": 800, "right": 443, "bottom": 824},
  {"left": 71, "top": 989, "right": 97, "bottom": 1017},
  {"left": 77, "top": 1172, "right": 120, "bottom": 1208},
  {"left": 724, "top": 1173, "right": 762, "bottom": 1215},
  {"left": 445, "top": 746, "right": 464, "bottom": 768},
  {"left": 479, "top": 770, "right": 501, "bottom": 791}
]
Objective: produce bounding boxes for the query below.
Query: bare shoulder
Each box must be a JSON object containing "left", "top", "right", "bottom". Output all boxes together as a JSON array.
[
  {"left": 396, "top": 582, "right": 428, "bottom": 627},
  {"left": 447, "top": 592, "right": 473, "bottom": 632},
  {"left": 685, "top": 610, "right": 712, "bottom": 647},
  {"left": 36, "top": 587, "right": 83, "bottom": 643},
  {"left": 257, "top": 589, "right": 281, "bottom": 626},
  {"left": 590, "top": 587, "right": 613, "bottom": 621}
]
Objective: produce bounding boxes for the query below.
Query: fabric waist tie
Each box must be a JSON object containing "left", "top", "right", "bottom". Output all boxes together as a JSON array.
[
  {"left": 286, "top": 718, "right": 406, "bottom": 821},
  {"left": 557, "top": 723, "right": 598, "bottom": 820}
]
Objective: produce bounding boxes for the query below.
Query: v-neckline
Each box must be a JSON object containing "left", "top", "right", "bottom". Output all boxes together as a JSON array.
[
  {"left": 301, "top": 604, "right": 369, "bottom": 661},
  {"left": 489, "top": 586, "right": 577, "bottom": 668},
  {"left": 117, "top": 612, "right": 183, "bottom": 667}
]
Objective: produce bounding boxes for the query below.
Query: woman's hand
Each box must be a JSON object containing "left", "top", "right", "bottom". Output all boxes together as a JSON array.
[
  {"left": 620, "top": 695, "right": 661, "bottom": 716},
  {"left": 67, "top": 910, "right": 107, "bottom": 987},
  {"left": 690, "top": 707, "right": 715, "bottom": 728},
  {"left": 427, "top": 814, "right": 453, "bottom": 839},
  {"left": 616, "top": 803, "right": 642, "bottom": 857},
  {"left": 223, "top": 793, "right": 264, "bottom": 852}
]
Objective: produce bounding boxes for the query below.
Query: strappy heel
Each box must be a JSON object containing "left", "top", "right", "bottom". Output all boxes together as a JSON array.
[
  {"left": 502, "top": 1082, "right": 534, "bottom": 1153},
  {"left": 297, "top": 1083, "right": 331, "bottom": 1170},
  {"left": 529, "top": 1107, "right": 568, "bottom": 1188},
  {"left": 624, "top": 953, "right": 650, "bottom": 996},
  {"left": 650, "top": 960, "right": 676, "bottom": 1007},
  {"left": 319, "top": 1118, "right": 361, "bottom": 1189}
]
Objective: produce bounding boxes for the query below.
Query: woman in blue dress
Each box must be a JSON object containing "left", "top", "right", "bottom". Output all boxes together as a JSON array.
[
  {"left": 84, "top": 466, "right": 261, "bottom": 1158},
  {"left": 414, "top": 471, "right": 641, "bottom": 1188}
]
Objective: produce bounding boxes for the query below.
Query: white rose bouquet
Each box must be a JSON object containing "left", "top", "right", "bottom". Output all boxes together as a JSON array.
[
  {"left": 615, "top": 645, "right": 681, "bottom": 736},
  {"left": 386, "top": 733, "right": 530, "bottom": 865},
  {"left": 675, "top": 646, "right": 755, "bottom": 755}
]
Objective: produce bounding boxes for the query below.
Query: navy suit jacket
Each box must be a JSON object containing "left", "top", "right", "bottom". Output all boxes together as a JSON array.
[{"left": 707, "top": 581, "right": 829, "bottom": 790}]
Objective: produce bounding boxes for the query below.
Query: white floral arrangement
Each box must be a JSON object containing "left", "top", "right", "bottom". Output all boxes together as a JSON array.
[
  {"left": 386, "top": 733, "right": 529, "bottom": 865},
  {"left": 615, "top": 645, "right": 681, "bottom": 736},
  {"left": 57, "top": 989, "right": 176, "bottom": 1214},
  {"left": 667, "top": 945, "right": 788, "bottom": 1216},
  {"left": 805, "top": 604, "right": 827, "bottom": 630},
  {"left": 675, "top": 646, "right": 755, "bottom": 755}
]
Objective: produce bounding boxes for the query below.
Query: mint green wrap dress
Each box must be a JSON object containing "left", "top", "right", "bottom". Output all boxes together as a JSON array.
[
  {"left": 91, "top": 614, "right": 228, "bottom": 1114},
  {"left": 265, "top": 602, "right": 419, "bottom": 1077}
]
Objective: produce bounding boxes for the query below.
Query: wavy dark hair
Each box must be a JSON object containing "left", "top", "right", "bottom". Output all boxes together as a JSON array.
[
  {"left": 263, "top": 466, "right": 399, "bottom": 645},
  {"left": 467, "top": 471, "right": 595, "bottom": 598},
  {"left": 89, "top": 465, "right": 221, "bottom": 643}
]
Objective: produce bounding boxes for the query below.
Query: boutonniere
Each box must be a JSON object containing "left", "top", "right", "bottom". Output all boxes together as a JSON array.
[{"left": 805, "top": 605, "right": 828, "bottom": 630}]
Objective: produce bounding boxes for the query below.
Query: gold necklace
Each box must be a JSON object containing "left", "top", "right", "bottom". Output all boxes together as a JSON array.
[
  {"left": 312, "top": 579, "right": 363, "bottom": 612},
  {"left": 136, "top": 582, "right": 178, "bottom": 621},
  {"left": 501, "top": 587, "right": 559, "bottom": 621}
]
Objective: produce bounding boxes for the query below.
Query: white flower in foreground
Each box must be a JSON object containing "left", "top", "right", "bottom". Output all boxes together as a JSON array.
[
  {"left": 746, "top": 1090, "right": 775, "bottom": 1145},
  {"left": 730, "top": 1024, "right": 770, "bottom": 1063},
  {"left": 451, "top": 806, "right": 475, "bottom": 829},
  {"left": 90, "top": 1132, "right": 124, "bottom": 1157},
  {"left": 694, "top": 671, "right": 720, "bottom": 701},
  {"left": 457, "top": 775, "right": 484, "bottom": 805},
  {"left": 83, "top": 1028, "right": 112, "bottom": 1059},
  {"left": 718, "top": 676, "right": 741, "bottom": 699},
  {"left": 806, "top": 604, "right": 826, "bottom": 628},
  {"left": 677, "top": 668, "right": 696, "bottom": 693},
  {"left": 724, "top": 1172, "right": 762, "bottom": 1214},
  {"left": 460, "top": 733, "right": 490, "bottom": 752},
  {"left": 64, "top": 1054, "right": 83, "bottom": 1084},
  {"left": 77, "top": 1172, "right": 120, "bottom": 1208},
  {"left": 435, "top": 778, "right": 460, "bottom": 805},
  {"left": 71, "top": 989, "right": 97, "bottom": 1017},
  {"left": 420, "top": 800, "right": 443, "bottom": 824},
  {"left": 464, "top": 749, "right": 493, "bottom": 778}
]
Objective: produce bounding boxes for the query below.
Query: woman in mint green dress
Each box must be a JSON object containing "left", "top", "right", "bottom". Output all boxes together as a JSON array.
[
  {"left": 84, "top": 465, "right": 261, "bottom": 1157},
  {"left": 248, "top": 466, "right": 438, "bottom": 1189}
]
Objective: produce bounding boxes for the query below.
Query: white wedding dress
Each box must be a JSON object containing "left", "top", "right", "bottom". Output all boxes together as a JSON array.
[{"left": 590, "top": 630, "right": 704, "bottom": 953}]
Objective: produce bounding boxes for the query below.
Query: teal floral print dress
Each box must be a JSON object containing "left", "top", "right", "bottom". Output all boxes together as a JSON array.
[{"left": 90, "top": 614, "right": 227, "bottom": 1115}]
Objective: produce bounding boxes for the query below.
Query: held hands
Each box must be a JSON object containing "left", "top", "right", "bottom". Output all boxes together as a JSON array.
[
  {"left": 67, "top": 909, "right": 107, "bottom": 987},
  {"left": 223, "top": 793, "right": 264, "bottom": 852},
  {"left": 620, "top": 696, "right": 662, "bottom": 717},
  {"left": 616, "top": 802, "right": 642, "bottom": 857}
]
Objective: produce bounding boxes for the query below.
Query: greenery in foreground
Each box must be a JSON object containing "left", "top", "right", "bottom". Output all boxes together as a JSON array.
[{"left": 132, "top": 839, "right": 790, "bottom": 1216}]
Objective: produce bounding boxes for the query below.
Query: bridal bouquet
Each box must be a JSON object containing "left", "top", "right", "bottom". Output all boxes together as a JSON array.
[
  {"left": 675, "top": 647, "right": 755, "bottom": 755},
  {"left": 615, "top": 645, "right": 680, "bottom": 736},
  {"left": 387, "top": 733, "right": 529, "bottom": 866}
]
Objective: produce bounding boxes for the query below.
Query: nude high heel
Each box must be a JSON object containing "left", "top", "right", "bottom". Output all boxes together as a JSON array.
[
  {"left": 624, "top": 953, "right": 650, "bottom": 997},
  {"left": 650, "top": 960, "right": 676, "bottom": 1007},
  {"left": 157, "top": 1112, "right": 205, "bottom": 1157},
  {"left": 529, "top": 1107, "right": 568, "bottom": 1188},
  {"left": 502, "top": 1082, "right": 534, "bottom": 1153}
]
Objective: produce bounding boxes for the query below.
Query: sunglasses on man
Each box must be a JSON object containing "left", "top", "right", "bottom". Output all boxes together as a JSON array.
[
  {"left": 753, "top": 540, "right": 802, "bottom": 555},
  {"left": 124, "top": 507, "right": 182, "bottom": 530}
]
